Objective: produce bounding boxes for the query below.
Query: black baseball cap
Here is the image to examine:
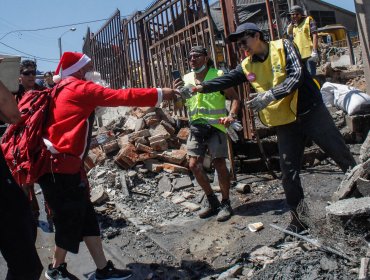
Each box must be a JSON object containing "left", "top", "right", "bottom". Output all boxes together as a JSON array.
[{"left": 227, "top": 22, "right": 261, "bottom": 42}]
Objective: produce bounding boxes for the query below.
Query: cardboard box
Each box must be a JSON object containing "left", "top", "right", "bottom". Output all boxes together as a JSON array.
[{"left": 0, "top": 54, "right": 21, "bottom": 92}]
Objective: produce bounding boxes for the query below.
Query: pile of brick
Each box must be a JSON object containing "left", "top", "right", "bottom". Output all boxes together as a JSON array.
[{"left": 85, "top": 107, "right": 191, "bottom": 174}]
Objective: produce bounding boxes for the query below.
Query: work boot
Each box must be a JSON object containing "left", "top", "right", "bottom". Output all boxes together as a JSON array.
[
  {"left": 199, "top": 193, "right": 221, "bottom": 219},
  {"left": 285, "top": 210, "right": 308, "bottom": 234},
  {"left": 216, "top": 199, "right": 233, "bottom": 222}
]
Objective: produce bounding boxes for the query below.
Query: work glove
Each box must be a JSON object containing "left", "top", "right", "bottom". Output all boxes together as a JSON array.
[
  {"left": 310, "top": 49, "right": 319, "bottom": 62},
  {"left": 245, "top": 91, "right": 276, "bottom": 112},
  {"left": 178, "top": 84, "right": 196, "bottom": 100},
  {"left": 226, "top": 121, "right": 243, "bottom": 142}
]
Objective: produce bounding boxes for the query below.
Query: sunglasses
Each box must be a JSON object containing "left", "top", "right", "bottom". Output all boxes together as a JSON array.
[
  {"left": 236, "top": 35, "right": 252, "bottom": 48},
  {"left": 188, "top": 54, "right": 204, "bottom": 60},
  {"left": 21, "top": 70, "right": 36, "bottom": 76}
]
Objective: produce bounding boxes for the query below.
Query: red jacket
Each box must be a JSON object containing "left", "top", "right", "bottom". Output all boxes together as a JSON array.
[{"left": 44, "top": 77, "right": 159, "bottom": 164}]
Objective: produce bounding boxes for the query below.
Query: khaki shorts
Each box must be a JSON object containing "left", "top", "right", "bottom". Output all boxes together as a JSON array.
[{"left": 187, "top": 128, "right": 228, "bottom": 159}]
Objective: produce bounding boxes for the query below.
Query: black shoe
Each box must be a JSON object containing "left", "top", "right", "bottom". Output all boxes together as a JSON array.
[
  {"left": 285, "top": 210, "right": 308, "bottom": 234},
  {"left": 216, "top": 200, "right": 233, "bottom": 222},
  {"left": 95, "top": 260, "right": 132, "bottom": 280},
  {"left": 45, "top": 263, "right": 78, "bottom": 280},
  {"left": 198, "top": 194, "right": 221, "bottom": 219}
]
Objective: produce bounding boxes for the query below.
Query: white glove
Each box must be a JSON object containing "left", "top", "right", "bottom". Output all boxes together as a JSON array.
[
  {"left": 245, "top": 91, "right": 276, "bottom": 112},
  {"left": 226, "top": 121, "right": 243, "bottom": 142},
  {"left": 311, "top": 49, "right": 319, "bottom": 62}
]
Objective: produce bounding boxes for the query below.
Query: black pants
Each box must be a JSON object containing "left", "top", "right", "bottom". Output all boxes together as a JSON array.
[{"left": 0, "top": 150, "right": 43, "bottom": 280}]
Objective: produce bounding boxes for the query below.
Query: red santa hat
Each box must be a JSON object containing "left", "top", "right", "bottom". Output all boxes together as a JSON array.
[{"left": 53, "top": 52, "right": 91, "bottom": 83}]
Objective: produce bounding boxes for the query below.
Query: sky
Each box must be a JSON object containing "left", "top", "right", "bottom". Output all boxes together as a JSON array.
[{"left": 0, "top": 0, "right": 356, "bottom": 73}]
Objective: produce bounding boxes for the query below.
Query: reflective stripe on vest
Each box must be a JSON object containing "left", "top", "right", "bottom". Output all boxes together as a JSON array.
[
  {"left": 293, "top": 16, "right": 313, "bottom": 59},
  {"left": 184, "top": 68, "right": 226, "bottom": 133},
  {"left": 241, "top": 39, "right": 298, "bottom": 127}
]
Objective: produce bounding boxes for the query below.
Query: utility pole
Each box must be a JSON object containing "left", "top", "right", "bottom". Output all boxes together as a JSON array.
[{"left": 354, "top": 0, "right": 370, "bottom": 94}]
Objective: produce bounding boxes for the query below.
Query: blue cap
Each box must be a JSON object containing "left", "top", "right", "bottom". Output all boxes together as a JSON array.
[{"left": 227, "top": 22, "right": 261, "bottom": 42}]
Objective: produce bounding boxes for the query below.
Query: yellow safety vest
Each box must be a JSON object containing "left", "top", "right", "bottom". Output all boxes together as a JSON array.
[
  {"left": 293, "top": 16, "right": 314, "bottom": 59},
  {"left": 184, "top": 68, "right": 227, "bottom": 133},
  {"left": 241, "top": 39, "right": 298, "bottom": 127}
]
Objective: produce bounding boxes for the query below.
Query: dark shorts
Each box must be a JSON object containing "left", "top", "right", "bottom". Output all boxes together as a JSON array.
[{"left": 38, "top": 172, "right": 100, "bottom": 254}]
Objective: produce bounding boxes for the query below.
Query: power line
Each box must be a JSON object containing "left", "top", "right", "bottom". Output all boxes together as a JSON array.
[
  {"left": 0, "top": 18, "right": 111, "bottom": 41},
  {"left": 0, "top": 41, "right": 59, "bottom": 62}
]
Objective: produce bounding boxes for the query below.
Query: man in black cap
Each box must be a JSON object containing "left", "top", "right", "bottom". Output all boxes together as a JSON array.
[
  {"left": 192, "top": 22, "right": 356, "bottom": 233},
  {"left": 173, "top": 46, "right": 240, "bottom": 222},
  {"left": 287, "top": 5, "right": 319, "bottom": 76}
]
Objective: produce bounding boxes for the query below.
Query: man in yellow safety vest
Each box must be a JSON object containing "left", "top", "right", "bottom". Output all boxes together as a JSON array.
[
  {"left": 174, "top": 46, "right": 240, "bottom": 222},
  {"left": 287, "top": 5, "right": 319, "bottom": 76},
  {"left": 193, "top": 23, "right": 356, "bottom": 233}
]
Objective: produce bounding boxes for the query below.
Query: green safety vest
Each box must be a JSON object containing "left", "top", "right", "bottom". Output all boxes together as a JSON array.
[{"left": 183, "top": 68, "right": 227, "bottom": 133}]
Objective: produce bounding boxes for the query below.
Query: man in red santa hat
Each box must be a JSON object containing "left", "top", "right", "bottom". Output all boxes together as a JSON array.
[{"left": 39, "top": 51, "right": 177, "bottom": 280}]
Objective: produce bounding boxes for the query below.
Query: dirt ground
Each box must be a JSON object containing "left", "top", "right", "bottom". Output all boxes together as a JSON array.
[{"left": 87, "top": 142, "right": 364, "bottom": 280}]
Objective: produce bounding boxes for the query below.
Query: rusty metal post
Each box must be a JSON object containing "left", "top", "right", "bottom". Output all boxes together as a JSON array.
[
  {"left": 272, "top": 0, "right": 283, "bottom": 39},
  {"left": 265, "top": 0, "right": 276, "bottom": 40}
]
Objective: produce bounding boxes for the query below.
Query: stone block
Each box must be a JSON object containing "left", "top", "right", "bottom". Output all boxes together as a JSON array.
[
  {"left": 180, "top": 201, "right": 201, "bottom": 212},
  {"left": 172, "top": 176, "right": 193, "bottom": 191},
  {"left": 177, "top": 127, "right": 190, "bottom": 142},
  {"left": 158, "top": 175, "right": 172, "bottom": 193},
  {"left": 135, "top": 143, "right": 154, "bottom": 153},
  {"left": 114, "top": 144, "right": 138, "bottom": 169},
  {"left": 124, "top": 115, "right": 138, "bottom": 131},
  {"left": 148, "top": 134, "right": 166, "bottom": 143},
  {"left": 144, "top": 159, "right": 163, "bottom": 173},
  {"left": 162, "top": 163, "right": 189, "bottom": 174},
  {"left": 91, "top": 185, "right": 109, "bottom": 205},
  {"left": 102, "top": 140, "right": 120, "bottom": 154},
  {"left": 150, "top": 139, "right": 168, "bottom": 151},
  {"left": 143, "top": 112, "right": 160, "bottom": 127},
  {"left": 160, "top": 120, "right": 176, "bottom": 135},
  {"left": 159, "top": 149, "right": 187, "bottom": 165},
  {"left": 151, "top": 124, "right": 170, "bottom": 139}
]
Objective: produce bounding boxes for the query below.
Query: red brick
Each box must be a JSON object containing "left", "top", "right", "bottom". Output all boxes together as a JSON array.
[
  {"left": 114, "top": 144, "right": 138, "bottom": 169},
  {"left": 177, "top": 127, "right": 190, "bottom": 142},
  {"left": 150, "top": 139, "right": 168, "bottom": 151},
  {"left": 162, "top": 163, "right": 189, "bottom": 174}
]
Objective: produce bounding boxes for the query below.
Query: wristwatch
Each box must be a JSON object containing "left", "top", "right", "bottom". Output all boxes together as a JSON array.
[{"left": 229, "top": 112, "right": 237, "bottom": 119}]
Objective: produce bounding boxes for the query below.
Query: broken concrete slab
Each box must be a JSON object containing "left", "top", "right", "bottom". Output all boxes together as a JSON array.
[
  {"left": 332, "top": 158, "right": 370, "bottom": 201},
  {"left": 180, "top": 201, "right": 201, "bottom": 212},
  {"left": 171, "top": 195, "right": 186, "bottom": 204},
  {"left": 172, "top": 176, "right": 193, "bottom": 191},
  {"left": 326, "top": 197, "right": 370, "bottom": 216},
  {"left": 158, "top": 175, "right": 172, "bottom": 193},
  {"left": 360, "top": 131, "right": 370, "bottom": 163},
  {"left": 91, "top": 185, "right": 109, "bottom": 205}
]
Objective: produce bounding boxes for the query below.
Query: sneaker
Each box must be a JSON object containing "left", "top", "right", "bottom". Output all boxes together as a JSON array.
[
  {"left": 216, "top": 200, "right": 233, "bottom": 222},
  {"left": 45, "top": 263, "right": 77, "bottom": 280},
  {"left": 198, "top": 194, "right": 221, "bottom": 219},
  {"left": 95, "top": 260, "right": 132, "bottom": 280}
]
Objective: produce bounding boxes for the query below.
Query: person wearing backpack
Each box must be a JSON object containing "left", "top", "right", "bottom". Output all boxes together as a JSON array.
[
  {"left": 37, "top": 51, "right": 177, "bottom": 280},
  {"left": 12, "top": 59, "right": 54, "bottom": 231},
  {"left": 0, "top": 77, "right": 43, "bottom": 280}
]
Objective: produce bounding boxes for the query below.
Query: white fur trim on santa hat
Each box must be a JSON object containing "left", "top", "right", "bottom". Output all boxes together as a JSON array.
[
  {"left": 61, "top": 54, "right": 91, "bottom": 78},
  {"left": 53, "top": 74, "right": 61, "bottom": 83}
]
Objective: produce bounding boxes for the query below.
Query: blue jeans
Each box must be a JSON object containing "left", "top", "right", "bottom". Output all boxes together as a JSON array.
[{"left": 276, "top": 103, "right": 356, "bottom": 210}]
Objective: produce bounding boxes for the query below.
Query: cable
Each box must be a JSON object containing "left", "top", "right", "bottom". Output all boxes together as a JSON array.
[
  {"left": 0, "top": 18, "right": 110, "bottom": 41},
  {"left": 0, "top": 42, "right": 58, "bottom": 62}
]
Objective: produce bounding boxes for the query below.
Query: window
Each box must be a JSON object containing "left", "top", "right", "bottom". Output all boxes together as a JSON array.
[{"left": 310, "top": 11, "right": 336, "bottom": 27}]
